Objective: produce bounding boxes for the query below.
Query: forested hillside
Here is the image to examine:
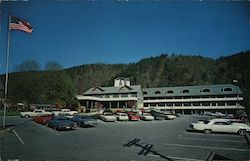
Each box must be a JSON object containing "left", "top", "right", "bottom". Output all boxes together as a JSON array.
[
  {"left": 0, "top": 50, "right": 249, "bottom": 112},
  {"left": 66, "top": 51, "right": 249, "bottom": 94}
]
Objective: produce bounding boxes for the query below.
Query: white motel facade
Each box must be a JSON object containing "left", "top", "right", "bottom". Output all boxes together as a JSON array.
[{"left": 76, "top": 77, "right": 244, "bottom": 114}]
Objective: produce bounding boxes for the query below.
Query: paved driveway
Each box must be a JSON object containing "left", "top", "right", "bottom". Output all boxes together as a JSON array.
[{"left": 0, "top": 115, "right": 249, "bottom": 161}]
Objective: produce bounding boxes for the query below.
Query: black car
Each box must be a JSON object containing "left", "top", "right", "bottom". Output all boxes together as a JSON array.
[{"left": 150, "top": 110, "right": 164, "bottom": 120}]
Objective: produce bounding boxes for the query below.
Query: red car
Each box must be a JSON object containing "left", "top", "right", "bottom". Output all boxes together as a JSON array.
[
  {"left": 127, "top": 112, "right": 140, "bottom": 121},
  {"left": 33, "top": 115, "right": 53, "bottom": 125}
]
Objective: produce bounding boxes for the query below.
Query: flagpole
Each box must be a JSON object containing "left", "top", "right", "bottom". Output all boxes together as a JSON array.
[{"left": 3, "top": 13, "right": 11, "bottom": 128}]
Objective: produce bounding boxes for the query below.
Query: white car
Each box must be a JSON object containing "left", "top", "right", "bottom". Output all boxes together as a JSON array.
[
  {"left": 116, "top": 113, "right": 129, "bottom": 121},
  {"left": 140, "top": 113, "right": 154, "bottom": 121},
  {"left": 165, "top": 114, "right": 177, "bottom": 120},
  {"left": 100, "top": 112, "right": 116, "bottom": 122},
  {"left": 52, "top": 109, "right": 78, "bottom": 116},
  {"left": 20, "top": 109, "right": 52, "bottom": 118},
  {"left": 190, "top": 118, "right": 250, "bottom": 136}
]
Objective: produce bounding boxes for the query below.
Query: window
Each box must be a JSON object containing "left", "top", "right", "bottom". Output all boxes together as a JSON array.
[
  {"left": 131, "top": 93, "right": 137, "bottom": 97},
  {"left": 143, "top": 91, "right": 148, "bottom": 95},
  {"left": 223, "top": 87, "right": 233, "bottom": 92},
  {"left": 149, "top": 103, "right": 156, "bottom": 107},
  {"left": 113, "top": 94, "right": 119, "bottom": 98},
  {"left": 202, "top": 88, "right": 210, "bottom": 93},
  {"left": 174, "top": 103, "right": 182, "bottom": 106},
  {"left": 193, "top": 102, "right": 200, "bottom": 106},
  {"left": 213, "top": 122, "right": 221, "bottom": 125},
  {"left": 202, "top": 102, "right": 210, "bottom": 106},
  {"left": 158, "top": 103, "right": 165, "bottom": 107},
  {"left": 184, "top": 103, "right": 191, "bottom": 106},
  {"left": 166, "top": 90, "right": 174, "bottom": 94},
  {"left": 227, "top": 102, "right": 236, "bottom": 106},
  {"left": 182, "top": 89, "right": 189, "bottom": 93},
  {"left": 155, "top": 91, "right": 161, "bottom": 94},
  {"left": 218, "top": 102, "right": 225, "bottom": 106},
  {"left": 166, "top": 103, "right": 173, "bottom": 106},
  {"left": 204, "top": 120, "right": 210, "bottom": 124},
  {"left": 121, "top": 94, "right": 128, "bottom": 97}
]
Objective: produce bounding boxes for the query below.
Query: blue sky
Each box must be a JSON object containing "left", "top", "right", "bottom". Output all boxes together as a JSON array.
[{"left": 0, "top": 1, "right": 250, "bottom": 74}]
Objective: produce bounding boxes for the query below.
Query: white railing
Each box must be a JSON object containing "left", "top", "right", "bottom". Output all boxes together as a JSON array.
[
  {"left": 144, "top": 105, "right": 244, "bottom": 110},
  {"left": 76, "top": 95, "right": 138, "bottom": 101}
]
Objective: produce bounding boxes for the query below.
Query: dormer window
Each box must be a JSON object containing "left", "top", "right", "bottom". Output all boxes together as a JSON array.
[
  {"left": 182, "top": 89, "right": 189, "bottom": 93},
  {"left": 155, "top": 91, "right": 161, "bottom": 94},
  {"left": 223, "top": 87, "right": 233, "bottom": 92},
  {"left": 202, "top": 88, "right": 210, "bottom": 93},
  {"left": 166, "top": 90, "right": 174, "bottom": 94}
]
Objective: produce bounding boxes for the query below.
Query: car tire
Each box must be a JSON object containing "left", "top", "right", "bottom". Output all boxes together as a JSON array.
[
  {"left": 204, "top": 129, "right": 211, "bottom": 134},
  {"left": 238, "top": 129, "right": 246, "bottom": 136},
  {"left": 24, "top": 115, "right": 29, "bottom": 118}
]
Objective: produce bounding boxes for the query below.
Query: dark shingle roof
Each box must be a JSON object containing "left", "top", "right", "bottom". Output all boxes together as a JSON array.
[
  {"left": 83, "top": 85, "right": 141, "bottom": 95},
  {"left": 142, "top": 84, "right": 242, "bottom": 97}
]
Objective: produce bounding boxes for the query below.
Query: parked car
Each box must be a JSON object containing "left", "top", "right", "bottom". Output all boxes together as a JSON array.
[
  {"left": 52, "top": 108, "right": 78, "bottom": 116},
  {"left": 127, "top": 112, "right": 140, "bottom": 121},
  {"left": 116, "top": 113, "right": 129, "bottom": 121},
  {"left": 100, "top": 112, "right": 116, "bottom": 122},
  {"left": 150, "top": 110, "right": 165, "bottom": 120},
  {"left": 47, "top": 116, "right": 77, "bottom": 131},
  {"left": 165, "top": 114, "right": 177, "bottom": 120},
  {"left": 58, "top": 112, "right": 74, "bottom": 119},
  {"left": 33, "top": 115, "right": 53, "bottom": 125},
  {"left": 140, "top": 113, "right": 154, "bottom": 121},
  {"left": 20, "top": 109, "right": 52, "bottom": 118},
  {"left": 190, "top": 118, "right": 250, "bottom": 136},
  {"left": 71, "top": 115, "right": 98, "bottom": 127}
]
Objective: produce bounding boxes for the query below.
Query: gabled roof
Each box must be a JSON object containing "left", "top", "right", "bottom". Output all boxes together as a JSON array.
[
  {"left": 142, "top": 84, "right": 242, "bottom": 97},
  {"left": 83, "top": 85, "right": 141, "bottom": 95}
]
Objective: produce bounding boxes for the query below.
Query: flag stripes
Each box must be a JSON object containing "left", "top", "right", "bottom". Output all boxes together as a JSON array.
[{"left": 9, "top": 16, "right": 33, "bottom": 33}]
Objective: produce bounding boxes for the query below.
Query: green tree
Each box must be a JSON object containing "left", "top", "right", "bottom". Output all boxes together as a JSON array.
[
  {"left": 15, "top": 59, "right": 40, "bottom": 72},
  {"left": 43, "top": 70, "right": 76, "bottom": 109},
  {"left": 45, "top": 61, "right": 63, "bottom": 71}
]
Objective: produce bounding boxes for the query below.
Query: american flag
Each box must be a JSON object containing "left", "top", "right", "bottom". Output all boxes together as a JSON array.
[{"left": 9, "top": 16, "right": 33, "bottom": 33}]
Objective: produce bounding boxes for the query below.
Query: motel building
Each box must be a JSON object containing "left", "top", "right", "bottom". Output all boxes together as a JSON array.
[
  {"left": 77, "top": 77, "right": 244, "bottom": 115},
  {"left": 76, "top": 77, "right": 144, "bottom": 111}
]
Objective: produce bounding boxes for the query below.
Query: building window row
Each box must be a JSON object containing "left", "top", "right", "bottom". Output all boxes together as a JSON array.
[{"left": 144, "top": 101, "right": 239, "bottom": 107}]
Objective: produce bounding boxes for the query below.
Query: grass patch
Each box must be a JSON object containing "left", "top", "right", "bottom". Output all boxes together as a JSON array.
[{"left": 0, "top": 111, "right": 19, "bottom": 116}]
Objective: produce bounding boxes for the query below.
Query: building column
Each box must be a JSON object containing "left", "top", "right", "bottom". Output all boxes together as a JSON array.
[
  {"left": 182, "top": 109, "right": 184, "bottom": 115},
  {"left": 91, "top": 101, "right": 93, "bottom": 109},
  {"left": 86, "top": 101, "right": 89, "bottom": 109},
  {"left": 125, "top": 102, "right": 128, "bottom": 108},
  {"left": 117, "top": 102, "right": 119, "bottom": 108},
  {"left": 109, "top": 102, "right": 111, "bottom": 109}
]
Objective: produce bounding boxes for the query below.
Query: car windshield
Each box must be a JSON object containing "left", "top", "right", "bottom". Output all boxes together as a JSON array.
[
  {"left": 203, "top": 120, "right": 210, "bottom": 124},
  {"left": 81, "top": 116, "right": 90, "bottom": 119},
  {"left": 57, "top": 118, "right": 67, "bottom": 121},
  {"left": 104, "top": 113, "right": 112, "bottom": 116}
]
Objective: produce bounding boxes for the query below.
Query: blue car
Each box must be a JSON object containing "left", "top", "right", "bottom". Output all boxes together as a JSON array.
[
  {"left": 47, "top": 116, "right": 77, "bottom": 131},
  {"left": 71, "top": 115, "right": 98, "bottom": 127}
]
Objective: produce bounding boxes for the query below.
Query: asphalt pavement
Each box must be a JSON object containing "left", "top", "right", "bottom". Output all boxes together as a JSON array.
[{"left": 0, "top": 115, "right": 250, "bottom": 161}]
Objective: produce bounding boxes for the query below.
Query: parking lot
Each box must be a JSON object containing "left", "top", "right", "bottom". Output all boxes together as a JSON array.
[{"left": 1, "top": 115, "right": 250, "bottom": 161}]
